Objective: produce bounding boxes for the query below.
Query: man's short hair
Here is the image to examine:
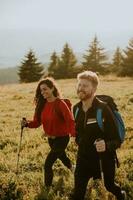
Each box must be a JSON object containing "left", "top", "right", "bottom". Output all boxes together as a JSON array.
[{"left": 77, "top": 71, "right": 99, "bottom": 87}]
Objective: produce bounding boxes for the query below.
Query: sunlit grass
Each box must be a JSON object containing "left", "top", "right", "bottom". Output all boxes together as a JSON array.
[{"left": 0, "top": 76, "right": 133, "bottom": 199}]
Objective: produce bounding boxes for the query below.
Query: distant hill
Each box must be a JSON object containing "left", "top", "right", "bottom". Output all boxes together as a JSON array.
[
  {"left": 0, "top": 52, "right": 82, "bottom": 84},
  {"left": 0, "top": 52, "right": 84, "bottom": 69},
  {"left": 0, "top": 51, "right": 114, "bottom": 84},
  {"left": 0, "top": 63, "right": 49, "bottom": 84},
  {"left": 0, "top": 65, "right": 48, "bottom": 85},
  {"left": 0, "top": 51, "right": 114, "bottom": 69},
  {"left": 0, "top": 67, "right": 19, "bottom": 84}
]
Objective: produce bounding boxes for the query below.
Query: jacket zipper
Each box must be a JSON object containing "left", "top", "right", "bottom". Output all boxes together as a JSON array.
[{"left": 84, "top": 112, "right": 87, "bottom": 128}]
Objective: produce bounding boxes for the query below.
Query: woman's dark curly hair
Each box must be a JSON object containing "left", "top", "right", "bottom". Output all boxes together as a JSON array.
[{"left": 34, "top": 77, "right": 60, "bottom": 122}]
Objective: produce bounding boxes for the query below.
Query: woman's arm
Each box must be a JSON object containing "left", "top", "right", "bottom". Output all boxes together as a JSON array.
[{"left": 27, "top": 114, "right": 41, "bottom": 128}]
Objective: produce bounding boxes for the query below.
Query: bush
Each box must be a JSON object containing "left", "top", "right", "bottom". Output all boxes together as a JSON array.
[{"left": 0, "top": 178, "right": 23, "bottom": 200}]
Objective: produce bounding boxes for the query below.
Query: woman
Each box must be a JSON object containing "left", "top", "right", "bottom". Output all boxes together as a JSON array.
[{"left": 22, "top": 77, "right": 75, "bottom": 187}]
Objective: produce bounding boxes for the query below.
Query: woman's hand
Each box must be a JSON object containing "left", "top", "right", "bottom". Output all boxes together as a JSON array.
[{"left": 21, "top": 118, "right": 28, "bottom": 129}]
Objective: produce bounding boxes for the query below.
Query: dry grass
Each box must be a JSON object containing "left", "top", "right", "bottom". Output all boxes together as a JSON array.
[{"left": 0, "top": 76, "right": 133, "bottom": 199}]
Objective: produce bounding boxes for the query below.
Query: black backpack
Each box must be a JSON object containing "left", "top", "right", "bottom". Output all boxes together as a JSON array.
[
  {"left": 54, "top": 98, "right": 72, "bottom": 120},
  {"left": 74, "top": 95, "right": 126, "bottom": 144},
  {"left": 96, "top": 95, "right": 126, "bottom": 144}
]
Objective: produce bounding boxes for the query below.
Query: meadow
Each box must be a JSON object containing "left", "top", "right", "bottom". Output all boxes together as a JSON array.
[{"left": 0, "top": 76, "right": 133, "bottom": 200}]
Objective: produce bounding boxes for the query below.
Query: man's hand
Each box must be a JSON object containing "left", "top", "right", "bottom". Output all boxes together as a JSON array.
[
  {"left": 70, "top": 137, "right": 75, "bottom": 142},
  {"left": 94, "top": 139, "right": 106, "bottom": 152}
]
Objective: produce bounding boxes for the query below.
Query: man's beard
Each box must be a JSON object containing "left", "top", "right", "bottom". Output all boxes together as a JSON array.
[{"left": 77, "top": 90, "right": 93, "bottom": 100}]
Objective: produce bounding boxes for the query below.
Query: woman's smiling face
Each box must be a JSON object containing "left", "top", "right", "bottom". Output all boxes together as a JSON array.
[{"left": 40, "top": 83, "right": 54, "bottom": 99}]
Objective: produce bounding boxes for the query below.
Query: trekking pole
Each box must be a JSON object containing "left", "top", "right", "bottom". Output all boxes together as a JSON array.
[
  {"left": 99, "top": 153, "right": 104, "bottom": 184},
  {"left": 16, "top": 118, "right": 26, "bottom": 174},
  {"left": 95, "top": 139, "right": 104, "bottom": 184}
]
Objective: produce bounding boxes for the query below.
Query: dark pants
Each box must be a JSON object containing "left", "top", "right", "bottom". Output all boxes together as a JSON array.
[
  {"left": 44, "top": 135, "right": 71, "bottom": 186},
  {"left": 72, "top": 152, "right": 124, "bottom": 200}
]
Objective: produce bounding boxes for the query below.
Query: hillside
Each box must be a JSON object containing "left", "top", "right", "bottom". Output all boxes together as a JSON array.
[
  {"left": 0, "top": 77, "right": 133, "bottom": 200},
  {"left": 0, "top": 51, "right": 114, "bottom": 84},
  {"left": 0, "top": 64, "right": 48, "bottom": 85},
  {"left": 0, "top": 67, "right": 19, "bottom": 84}
]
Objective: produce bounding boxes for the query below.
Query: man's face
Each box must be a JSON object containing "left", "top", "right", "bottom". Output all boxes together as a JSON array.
[{"left": 77, "top": 79, "right": 96, "bottom": 100}]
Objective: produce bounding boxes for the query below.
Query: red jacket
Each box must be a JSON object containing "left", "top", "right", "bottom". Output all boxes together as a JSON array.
[{"left": 27, "top": 98, "right": 75, "bottom": 137}]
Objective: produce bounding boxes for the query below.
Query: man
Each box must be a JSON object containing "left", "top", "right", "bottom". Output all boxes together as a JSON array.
[{"left": 72, "top": 71, "right": 126, "bottom": 200}]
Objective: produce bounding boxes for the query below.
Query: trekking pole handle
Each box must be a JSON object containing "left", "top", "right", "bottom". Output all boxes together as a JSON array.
[{"left": 21, "top": 117, "right": 27, "bottom": 130}]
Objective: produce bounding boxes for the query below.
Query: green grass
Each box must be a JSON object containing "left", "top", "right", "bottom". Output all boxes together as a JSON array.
[{"left": 0, "top": 76, "right": 133, "bottom": 199}]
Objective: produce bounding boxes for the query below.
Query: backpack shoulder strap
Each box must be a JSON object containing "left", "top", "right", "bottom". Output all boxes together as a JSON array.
[
  {"left": 96, "top": 97, "right": 121, "bottom": 138},
  {"left": 62, "top": 98, "right": 72, "bottom": 111},
  {"left": 95, "top": 97, "right": 110, "bottom": 131},
  {"left": 96, "top": 108, "right": 104, "bottom": 131},
  {"left": 73, "top": 102, "right": 81, "bottom": 120},
  {"left": 54, "top": 98, "right": 72, "bottom": 120},
  {"left": 74, "top": 107, "right": 79, "bottom": 119},
  {"left": 54, "top": 98, "right": 64, "bottom": 120}
]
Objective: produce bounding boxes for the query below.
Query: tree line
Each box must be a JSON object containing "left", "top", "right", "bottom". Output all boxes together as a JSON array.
[{"left": 18, "top": 36, "right": 133, "bottom": 83}]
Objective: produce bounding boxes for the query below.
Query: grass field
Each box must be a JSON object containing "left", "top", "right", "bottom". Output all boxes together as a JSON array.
[{"left": 0, "top": 76, "right": 133, "bottom": 200}]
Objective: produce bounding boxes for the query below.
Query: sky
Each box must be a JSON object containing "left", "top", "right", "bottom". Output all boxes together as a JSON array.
[{"left": 0, "top": 0, "right": 133, "bottom": 67}]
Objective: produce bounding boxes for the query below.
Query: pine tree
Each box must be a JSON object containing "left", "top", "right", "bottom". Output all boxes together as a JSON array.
[
  {"left": 82, "top": 36, "right": 107, "bottom": 74},
  {"left": 48, "top": 51, "right": 60, "bottom": 78},
  {"left": 112, "top": 47, "right": 123, "bottom": 73},
  {"left": 57, "top": 43, "right": 77, "bottom": 78},
  {"left": 18, "top": 49, "right": 44, "bottom": 83},
  {"left": 119, "top": 38, "right": 133, "bottom": 76}
]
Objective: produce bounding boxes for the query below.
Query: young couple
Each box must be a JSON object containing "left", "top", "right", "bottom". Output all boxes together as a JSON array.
[{"left": 22, "top": 71, "right": 125, "bottom": 200}]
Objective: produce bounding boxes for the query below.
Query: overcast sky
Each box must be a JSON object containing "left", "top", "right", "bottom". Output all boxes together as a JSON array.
[{"left": 0, "top": 0, "right": 133, "bottom": 64}]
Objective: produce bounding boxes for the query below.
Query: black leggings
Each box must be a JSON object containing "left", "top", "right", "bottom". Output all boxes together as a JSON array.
[
  {"left": 44, "top": 135, "right": 71, "bottom": 186},
  {"left": 73, "top": 153, "right": 124, "bottom": 200}
]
